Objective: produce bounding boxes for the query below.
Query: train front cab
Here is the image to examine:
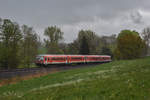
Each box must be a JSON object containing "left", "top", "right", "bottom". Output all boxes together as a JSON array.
[{"left": 35, "top": 55, "right": 45, "bottom": 67}]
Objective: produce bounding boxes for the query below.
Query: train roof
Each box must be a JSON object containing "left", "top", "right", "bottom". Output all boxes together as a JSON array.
[
  {"left": 37, "top": 54, "right": 111, "bottom": 57},
  {"left": 37, "top": 54, "right": 84, "bottom": 57}
]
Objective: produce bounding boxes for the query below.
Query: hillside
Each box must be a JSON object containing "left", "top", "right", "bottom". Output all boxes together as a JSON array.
[{"left": 0, "top": 57, "right": 150, "bottom": 100}]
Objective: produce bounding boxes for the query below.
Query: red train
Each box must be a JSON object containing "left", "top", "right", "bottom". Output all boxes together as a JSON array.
[{"left": 35, "top": 55, "right": 111, "bottom": 66}]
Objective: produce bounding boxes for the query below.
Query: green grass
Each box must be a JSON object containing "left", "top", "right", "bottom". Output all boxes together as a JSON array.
[{"left": 0, "top": 57, "right": 150, "bottom": 100}]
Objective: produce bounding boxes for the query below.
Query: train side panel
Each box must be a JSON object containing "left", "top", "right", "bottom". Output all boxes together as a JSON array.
[
  {"left": 69, "top": 55, "right": 85, "bottom": 63},
  {"left": 46, "top": 55, "right": 67, "bottom": 64}
]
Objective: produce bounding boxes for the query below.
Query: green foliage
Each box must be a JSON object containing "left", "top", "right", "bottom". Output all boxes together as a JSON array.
[
  {"left": 0, "top": 19, "right": 22, "bottom": 69},
  {"left": 100, "top": 35, "right": 117, "bottom": 54},
  {"left": 118, "top": 30, "right": 139, "bottom": 39},
  {"left": 44, "top": 26, "right": 64, "bottom": 54},
  {"left": 21, "top": 25, "right": 39, "bottom": 68},
  {"left": 0, "top": 57, "right": 150, "bottom": 99},
  {"left": 68, "top": 30, "right": 116, "bottom": 55},
  {"left": 66, "top": 40, "right": 79, "bottom": 54},
  {"left": 79, "top": 36, "right": 89, "bottom": 54},
  {"left": 44, "top": 26, "right": 63, "bottom": 43},
  {"left": 114, "top": 30, "right": 146, "bottom": 59},
  {"left": 78, "top": 30, "right": 100, "bottom": 54},
  {"left": 100, "top": 46, "right": 113, "bottom": 57},
  {"left": 37, "top": 47, "right": 47, "bottom": 54}
]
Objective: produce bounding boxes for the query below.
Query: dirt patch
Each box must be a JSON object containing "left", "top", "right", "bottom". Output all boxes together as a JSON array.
[{"left": 0, "top": 68, "right": 59, "bottom": 87}]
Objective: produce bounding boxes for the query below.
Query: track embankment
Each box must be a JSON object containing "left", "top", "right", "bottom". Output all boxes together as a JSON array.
[{"left": 0, "top": 63, "right": 103, "bottom": 80}]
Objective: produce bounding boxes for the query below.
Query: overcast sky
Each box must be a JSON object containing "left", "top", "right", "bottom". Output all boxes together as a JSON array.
[{"left": 0, "top": 0, "right": 150, "bottom": 42}]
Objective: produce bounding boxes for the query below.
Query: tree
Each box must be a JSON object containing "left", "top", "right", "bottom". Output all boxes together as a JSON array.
[
  {"left": 100, "top": 34, "right": 116, "bottom": 57},
  {"left": 114, "top": 30, "right": 146, "bottom": 59},
  {"left": 0, "top": 19, "right": 22, "bottom": 69},
  {"left": 58, "top": 43, "right": 68, "bottom": 54},
  {"left": 21, "top": 25, "right": 39, "bottom": 68},
  {"left": 79, "top": 36, "right": 89, "bottom": 55},
  {"left": 100, "top": 46, "right": 113, "bottom": 57},
  {"left": 0, "top": 18, "right": 3, "bottom": 68},
  {"left": 67, "top": 40, "right": 80, "bottom": 54},
  {"left": 44, "top": 26, "right": 64, "bottom": 54},
  {"left": 142, "top": 27, "right": 150, "bottom": 46},
  {"left": 78, "top": 30, "right": 100, "bottom": 54},
  {"left": 141, "top": 27, "right": 150, "bottom": 55}
]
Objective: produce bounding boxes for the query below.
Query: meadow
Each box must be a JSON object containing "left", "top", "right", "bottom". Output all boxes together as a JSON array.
[{"left": 0, "top": 57, "right": 150, "bottom": 100}]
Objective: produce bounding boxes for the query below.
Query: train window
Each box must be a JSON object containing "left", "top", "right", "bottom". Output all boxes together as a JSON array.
[
  {"left": 52, "top": 57, "right": 66, "bottom": 60},
  {"left": 90, "top": 57, "right": 98, "bottom": 60},
  {"left": 36, "top": 57, "right": 43, "bottom": 61},
  {"left": 71, "top": 57, "right": 82, "bottom": 60},
  {"left": 36, "top": 56, "right": 44, "bottom": 61},
  {"left": 48, "top": 58, "right": 50, "bottom": 61},
  {"left": 41, "top": 57, "right": 44, "bottom": 61},
  {"left": 45, "top": 57, "right": 47, "bottom": 61},
  {"left": 92, "top": 57, "right": 95, "bottom": 60},
  {"left": 52, "top": 58, "right": 55, "bottom": 60}
]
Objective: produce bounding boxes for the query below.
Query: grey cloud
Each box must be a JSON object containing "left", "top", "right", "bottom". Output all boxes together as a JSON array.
[
  {"left": 0, "top": 0, "right": 150, "bottom": 42},
  {"left": 0, "top": 0, "right": 148, "bottom": 25},
  {"left": 130, "top": 10, "right": 143, "bottom": 24}
]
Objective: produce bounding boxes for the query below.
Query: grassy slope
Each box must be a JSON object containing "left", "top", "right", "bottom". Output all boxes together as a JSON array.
[{"left": 0, "top": 57, "right": 150, "bottom": 100}]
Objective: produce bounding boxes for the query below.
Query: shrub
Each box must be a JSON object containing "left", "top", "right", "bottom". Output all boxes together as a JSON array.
[{"left": 114, "top": 30, "right": 146, "bottom": 59}]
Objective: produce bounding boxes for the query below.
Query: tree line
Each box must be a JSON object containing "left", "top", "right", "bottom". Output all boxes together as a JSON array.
[
  {"left": 0, "top": 18, "right": 40, "bottom": 69},
  {"left": 0, "top": 18, "right": 150, "bottom": 69}
]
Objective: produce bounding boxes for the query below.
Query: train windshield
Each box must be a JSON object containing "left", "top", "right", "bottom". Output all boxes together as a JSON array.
[{"left": 36, "top": 56, "right": 44, "bottom": 61}]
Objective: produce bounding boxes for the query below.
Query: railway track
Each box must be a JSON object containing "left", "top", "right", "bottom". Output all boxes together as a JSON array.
[{"left": 0, "top": 63, "right": 103, "bottom": 79}]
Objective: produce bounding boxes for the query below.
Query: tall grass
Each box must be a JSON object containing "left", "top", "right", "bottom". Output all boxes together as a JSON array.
[{"left": 0, "top": 57, "right": 150, "bottom": 100}]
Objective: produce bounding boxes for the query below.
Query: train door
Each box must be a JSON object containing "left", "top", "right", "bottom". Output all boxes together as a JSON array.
[
  {"left": 48, "top": 57, "right": 51, "bottom": 64},
  {"left": 68, "top": 56, "right": 71, "bottom": 64},
  {"left": 49, "top": 57, "right": 52, "bottom": 64},
  {"left": 65, "top": 56, "right": 68, "bottom": 64},
  {"left": 67, "top": 56, "right": 70, "bottom": 64},
  {"left": 44, "top": 57, "right": 48, "bottom": 65},
  {"left": 84, "top": 56, "right": 87, "bottom": 63}
]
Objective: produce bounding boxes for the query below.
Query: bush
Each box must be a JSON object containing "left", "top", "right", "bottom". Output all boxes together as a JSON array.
[{"left": 114, "top": 30, "right": 146, "bottom": 60}]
